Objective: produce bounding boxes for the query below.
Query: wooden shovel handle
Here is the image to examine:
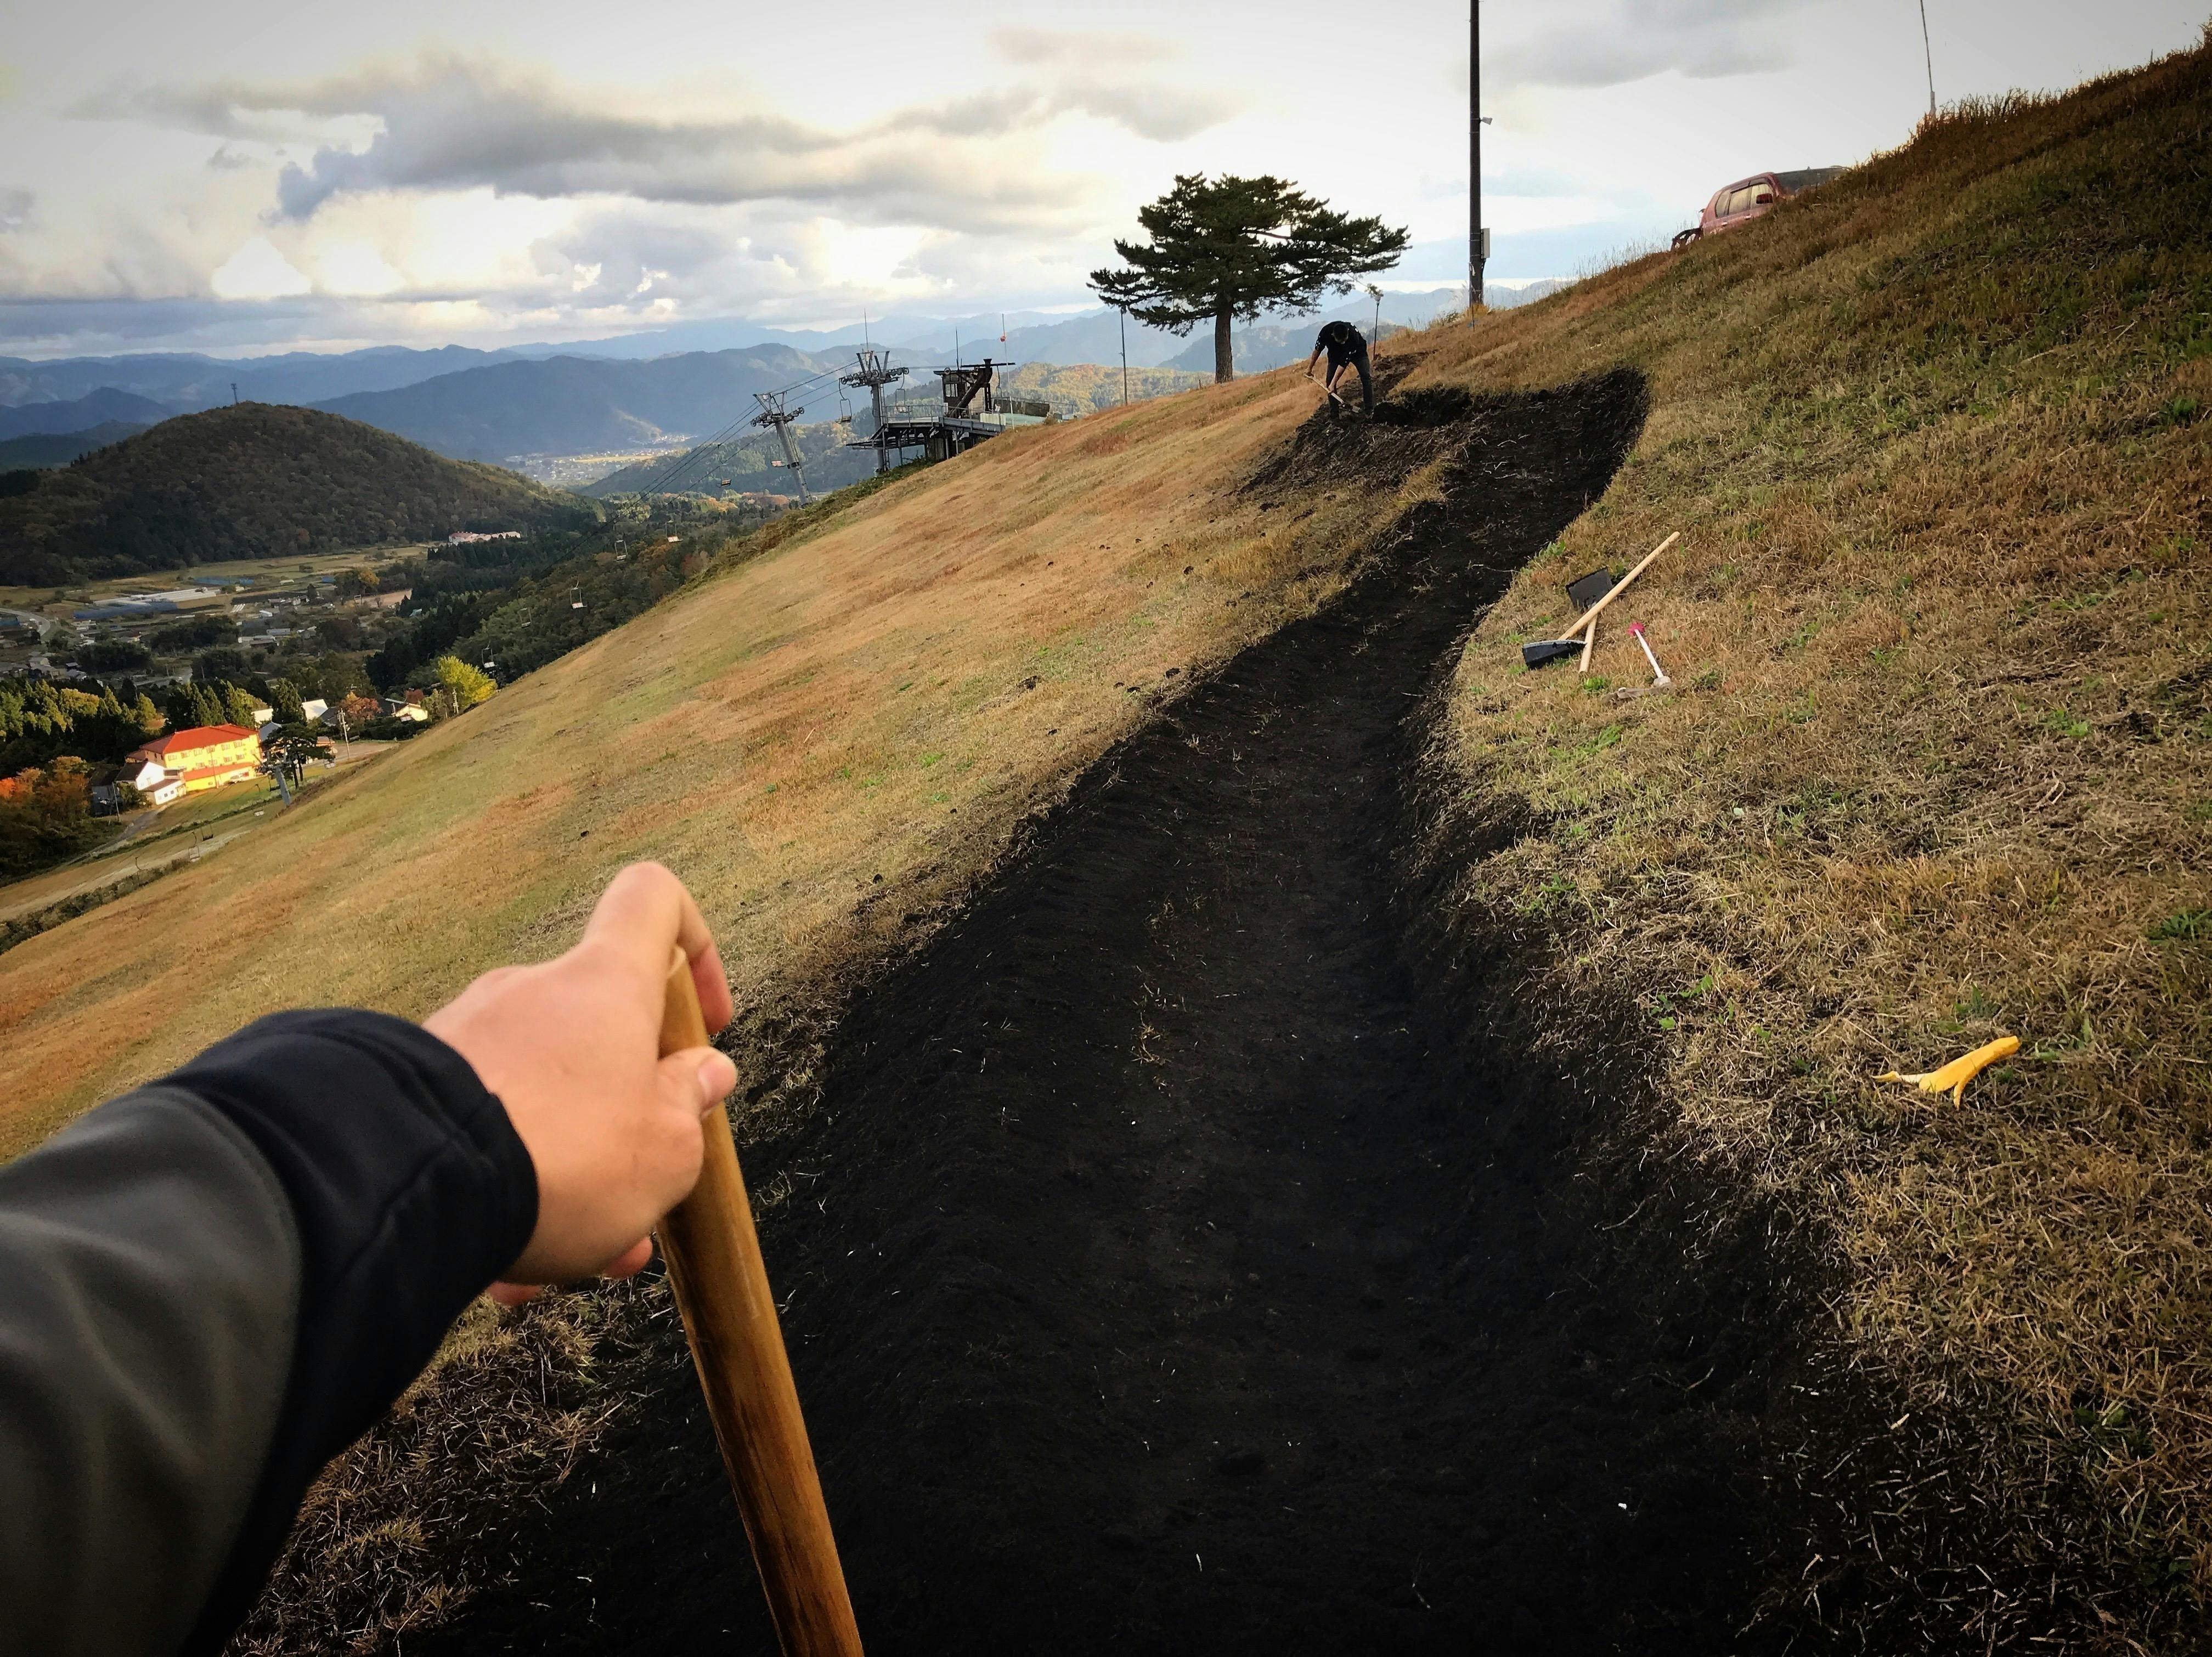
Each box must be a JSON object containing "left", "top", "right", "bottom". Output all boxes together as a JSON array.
[
  {"left": 1562, "top": 530, "right": 1679, "bottom": 640},
  {"left": 657, "top": 951, "right": 863, "bottom": 1656}
]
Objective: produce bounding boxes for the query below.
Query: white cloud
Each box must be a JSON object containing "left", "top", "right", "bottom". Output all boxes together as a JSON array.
[{"left": 210, "top": 236, "right": 311, "bottom": 299}]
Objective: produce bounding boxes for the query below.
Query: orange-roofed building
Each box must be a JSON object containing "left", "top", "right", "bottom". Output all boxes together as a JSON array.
[{"left": 126, "top": 723, "right": 261, "bottom": 797}]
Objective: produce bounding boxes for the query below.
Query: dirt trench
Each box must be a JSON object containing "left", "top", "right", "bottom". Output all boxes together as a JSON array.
[{"left": 413, "top": 370, "right": 1808, "bottom": 1655}]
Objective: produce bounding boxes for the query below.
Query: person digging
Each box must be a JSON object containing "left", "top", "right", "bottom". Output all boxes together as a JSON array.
[{"left": 1305, "top": 319, "right": 1374, "bottom": 417}]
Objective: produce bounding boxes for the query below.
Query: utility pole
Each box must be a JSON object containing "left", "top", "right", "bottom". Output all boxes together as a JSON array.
[
  {"left": 1918, "top": 1, "right": 1937, "bottom": 118},
  {"left": 840, "top": 348, "right": 906, "bottom": 475},
  {"left": 230, "top": 382, "right": 239, "bottom": 405},
  {"left": 1118, "top": 306, "right": 1130, "bottom": 408},
  {"left": 1469, "top": 1, "right": 1490, "bottom": 323},
  {"left": 751, "top": 389, "right": 811, "bottom": 504}
]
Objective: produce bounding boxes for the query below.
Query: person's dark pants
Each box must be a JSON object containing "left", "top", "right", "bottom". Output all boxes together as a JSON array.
[{"left": 1326, "top": 341, "right": 1374, "bottom": 412}]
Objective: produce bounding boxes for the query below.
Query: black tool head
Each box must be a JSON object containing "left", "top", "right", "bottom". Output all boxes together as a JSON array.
[
  {"left": 1521, "top": 639, "right": 1582, "bottom": 669},
  {"left": 1566, "top": 568, "right": 1617, "bottom": 610}
]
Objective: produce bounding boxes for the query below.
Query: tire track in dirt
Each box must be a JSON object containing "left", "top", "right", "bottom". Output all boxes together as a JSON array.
[{"left": 416, "top": 369, "right": 1793, "bottom": 1655}]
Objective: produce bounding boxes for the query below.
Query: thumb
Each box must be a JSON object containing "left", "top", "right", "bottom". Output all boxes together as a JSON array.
[{"left": 659, "top": 1045, "right": 738, "bottom": 1119}]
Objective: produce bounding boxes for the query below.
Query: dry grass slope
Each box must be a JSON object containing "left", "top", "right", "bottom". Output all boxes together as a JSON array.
[
  {"left": 1390, "top": 30, "right": 2212, "bottom": 1631},
  {"left": 0, "top": 368, "right": 1434, "bottom": 1156}
]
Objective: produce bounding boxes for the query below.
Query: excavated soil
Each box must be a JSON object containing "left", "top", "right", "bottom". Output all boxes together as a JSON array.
[{"left": 411, "top": 370, "right": 1813, "bottom": 1655}]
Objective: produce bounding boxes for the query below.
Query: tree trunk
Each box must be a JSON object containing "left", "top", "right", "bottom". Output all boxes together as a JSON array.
[{"left": 1214, "top": 308, "right": 1234, "bottom": 383}]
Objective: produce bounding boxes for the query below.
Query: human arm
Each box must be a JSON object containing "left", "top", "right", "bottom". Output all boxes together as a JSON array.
[{"left": 0, "top": 863, "right": 734, "bottom": 1657}]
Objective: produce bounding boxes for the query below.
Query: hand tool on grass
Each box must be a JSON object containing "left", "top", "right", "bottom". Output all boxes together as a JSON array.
[
  {"left": 658, "top": 951, "right": 864, "bottom": 1657},
  {"left": 1876, "top": 1033, "right": 2020, "bottom": 1105},
  {"left": 1558, "top": 531, "right": 1678, "bottom": 643},
  {"left": 1517, "top": 531, "right": 1679, "bottom": 670},
  {"left": 1629, "top": 622, "right": 1672, "bottom": 688}
]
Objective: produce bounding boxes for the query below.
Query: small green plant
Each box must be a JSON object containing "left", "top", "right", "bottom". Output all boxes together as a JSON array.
[
  {"left": 1581, "top": 675, "right": 1611, "bottom": 694},
  {"left": 2046, "top": 709, "right": 2091, "bottom": 738},
  {"left": 2149, "top": 909, "right": 2209, "bottom": 942}
]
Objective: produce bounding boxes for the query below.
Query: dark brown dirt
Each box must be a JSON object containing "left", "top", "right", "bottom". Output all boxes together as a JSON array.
[{"left": 408, "top": 369, "right": 1815, "bottom": 1655}]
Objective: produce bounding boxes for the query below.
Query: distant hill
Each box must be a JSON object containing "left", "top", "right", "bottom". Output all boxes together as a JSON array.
[
  {"left": 0, "top": 345, "right": 521, "bottom": 415},
  {"left": 0, "top": 421, "right": 149, "bottom": 471},
  {"left": 585, "top": 417, "right": 872, "bottom": 499},
  {"left": 0, "top": 404, "right": 597, "bottom": 584},
  {"left": 0, "top": 388, "right": 171, "bottom": 440},
  {"left": 313, "top": 347, "right": 837, "bottom": 462}
]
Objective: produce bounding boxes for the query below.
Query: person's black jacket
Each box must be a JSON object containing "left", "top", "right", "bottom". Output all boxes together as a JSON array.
[{"left": 0, "top": 1010, "right": 537, "bottom": 1657}]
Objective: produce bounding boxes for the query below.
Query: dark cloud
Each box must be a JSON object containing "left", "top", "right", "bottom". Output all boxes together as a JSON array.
[
  {"left": 1492, "top": 0, "right": 1813, "bottom": 89},
  {"left": 76, "top": 54, "right": 1238, "bottom": 227}
]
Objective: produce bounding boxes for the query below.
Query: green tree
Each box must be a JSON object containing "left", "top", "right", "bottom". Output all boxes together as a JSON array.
[
  {"left": 430, "top": 655, "right": 495, "bottom": 714},
  {"left": 221, "top": 685, "right": 262, "bottom": 727},
  {"left": 131, "top": 693, "right": 162, "bottom": 736},
  {"left": 1089, "top": 174, "right": 1408, "bottom": 383},
  {"left": 266, "top": 678, "right": 306, "bottom": 723}
]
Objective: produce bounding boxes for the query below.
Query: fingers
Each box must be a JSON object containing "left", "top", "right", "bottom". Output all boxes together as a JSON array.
[{"left": 581, "top": 862, "right": 735, "bottom": 1033}]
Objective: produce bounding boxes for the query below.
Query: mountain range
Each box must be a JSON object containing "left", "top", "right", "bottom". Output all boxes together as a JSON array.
[
  {"left": 0, "top": 284, "right": 1553, "bottom": 471},
  {"left": 311, "top": 346, "right": 836, "bottom": 462}
]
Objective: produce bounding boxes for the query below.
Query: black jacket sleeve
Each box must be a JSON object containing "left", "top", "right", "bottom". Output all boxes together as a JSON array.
[{"left": 0, "top": 1009, "right": 538, "bottom": 1657}]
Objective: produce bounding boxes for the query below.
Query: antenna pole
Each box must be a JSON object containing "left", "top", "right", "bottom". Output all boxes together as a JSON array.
[
  {"left": 1469, "top": 0, "right": 1483, "bottom": 324},
  {"left": 1918, "top": 1, "right": 1937, "bottom": 118}
]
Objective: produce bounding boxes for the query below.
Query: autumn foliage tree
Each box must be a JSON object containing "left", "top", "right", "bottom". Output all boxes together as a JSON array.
[
  {"left": 0, "top": 757, "right": 109, "bottom": 878},
  {"left": 1089, "top": 174, "right": 1408, "bottom": 383}
]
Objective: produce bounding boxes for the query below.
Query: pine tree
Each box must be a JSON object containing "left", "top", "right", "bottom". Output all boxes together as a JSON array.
[{"left": 1089, "top": 174, "right": 1408, "bottom": 383}]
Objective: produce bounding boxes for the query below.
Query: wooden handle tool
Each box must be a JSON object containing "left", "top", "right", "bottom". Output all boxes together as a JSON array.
[
  {"left": 1561, "top": 530, "right": 1679, "bottom": 641},
  {"left": 657, "top": 950, "right": 862, "bottom": 1656}
]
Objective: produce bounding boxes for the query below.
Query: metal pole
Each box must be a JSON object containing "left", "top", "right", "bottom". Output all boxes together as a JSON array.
[
  {"left": 1119, "top": 308, "right": 1130, "bottom": 408},
  {"left": 1918, "top": 1, "right": 1937, "bottom": 118},
  {"left": 1469, "top": 0, "right": 1482, "bottom": 323}
]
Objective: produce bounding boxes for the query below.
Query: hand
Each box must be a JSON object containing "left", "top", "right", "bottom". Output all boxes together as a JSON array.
[{"left": 424, "top": 862, "right": 738, "bottom": 1305}]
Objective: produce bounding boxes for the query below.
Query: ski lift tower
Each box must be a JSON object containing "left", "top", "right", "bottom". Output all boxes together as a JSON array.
[
  {"left": 839, "top": 348, "right": 908, "bottom": 475},
  {"left": 751, "top": 389, "right": 812, "bottom": 504}
]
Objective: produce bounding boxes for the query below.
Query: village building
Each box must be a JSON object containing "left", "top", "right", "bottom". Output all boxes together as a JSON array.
[{"left": 124, "top": 723, "right": 261, "bottom": 799}]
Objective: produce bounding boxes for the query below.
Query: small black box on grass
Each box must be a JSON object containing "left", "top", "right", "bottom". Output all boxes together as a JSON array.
[{"left": 1566, "top": 568, "right": 1617, "bottom": 611}]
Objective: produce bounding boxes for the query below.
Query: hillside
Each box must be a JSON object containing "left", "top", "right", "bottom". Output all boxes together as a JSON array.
[
  {"left": 0, "top": 387, "right": 171, "bottom": 440},
  {"left": 5, "top": 31, "right": 2212, "bottom": 1657},
  {"left": 0, "top": 420, "right": 147, "bottom": 470},
  {"left": 584, "top": 417, "right": 874, "bottom": 499},
  {"left": 0, "top": 404, "right": 598, "bottom": 583},
  {"left": 313, "top": 347, "right": 834, "bottom": 461}
]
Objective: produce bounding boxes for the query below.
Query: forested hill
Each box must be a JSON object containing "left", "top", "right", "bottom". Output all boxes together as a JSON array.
[{"left": 0, "top": 404, "right": 599, "bottom": 583}]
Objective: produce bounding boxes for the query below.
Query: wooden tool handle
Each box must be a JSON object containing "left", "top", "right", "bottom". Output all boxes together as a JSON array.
[
  {"left": 1562, "top": 529, "right": 1679, "bottom": 640},
  {"left": 657, "top": 951, "right": 863, "bottom": 1656}
]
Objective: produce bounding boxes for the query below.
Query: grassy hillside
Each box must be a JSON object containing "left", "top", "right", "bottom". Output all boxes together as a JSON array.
[
  {"left": 0, "top": 366, "right": 1414, "bottom": 1156},
  {"left": 0, "top": 404, "right": 598, "bottom": 583},
  {"left": 1389, "top": 33, "right": 2212, "bottom": 1632},
  {"left": 5, "top": 31, "right": 2210, "bottom": 1651},
  {"left": 993, "top": 361, "right": 1209, "bottom": 415}
]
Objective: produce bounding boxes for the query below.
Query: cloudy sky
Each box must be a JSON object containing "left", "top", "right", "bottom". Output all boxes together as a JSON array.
[{"left": 0, "top": 0, "right": 2202, "bottom": 358}]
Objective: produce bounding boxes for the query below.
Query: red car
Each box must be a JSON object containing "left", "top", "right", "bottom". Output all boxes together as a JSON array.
[{"left": 1672, "top": 167, "right": 1842, "bottom": 248}]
